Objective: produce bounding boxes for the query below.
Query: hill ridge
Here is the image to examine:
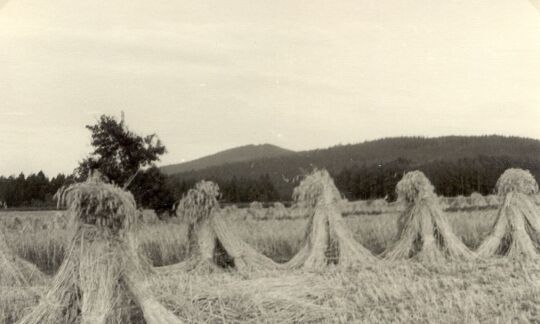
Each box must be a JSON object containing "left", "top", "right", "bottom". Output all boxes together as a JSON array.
[
  {"left": 165, "top": 135, "right": 540, "bottom": 200},
  {"left": 160, "top": 143, "right": 294, "bottom": 175}
]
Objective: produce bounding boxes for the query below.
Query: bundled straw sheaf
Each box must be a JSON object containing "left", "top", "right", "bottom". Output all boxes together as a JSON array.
[
  {"left": 496, "top": 168, "right": 539, "bottom": 196},
  {"left": 284, "top": 169, "right": 376, "bottom": 269},
  {"left": 476, "top": 168, "right": 540, "bottom": 260},
  {"left": 161, "top": 172, "right": 376, "bottom": 274},
  {"left": 20, "top": 171, "right": 183, "bottom": 324},
  {"left": 396, "top": 171, "right": 436, "bottom": 203},
  {"left": 55, "top": 171, "right": 137, "bottom": 235},
  {"left": 450, "top": 195, "right": 468, "bottom": 209},
  {"left": 469, "top": 192, "right": 487, "bottom": 208},
  {"left": 176, "top": 180, "right": 220, "bottom": 224},
  {"left": 160, "top": 180, "right": 281, "bottom": 274},
  {"left": 485, "top": 194, "right": 501, "bottom": 206},
  {"left": 292, "top": 169, "right": 342, "bottom": 208},
  {"left": 384, "top": 171, "right": 473, "bottom": 262}
]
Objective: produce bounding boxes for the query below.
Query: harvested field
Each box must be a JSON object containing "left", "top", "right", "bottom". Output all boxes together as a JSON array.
[{"left": 1, "top": 205, "right": 539, "bottom": 323}]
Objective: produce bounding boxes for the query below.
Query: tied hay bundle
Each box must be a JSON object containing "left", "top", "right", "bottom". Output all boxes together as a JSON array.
[
  {"left": 450, "top": 195, "right": 468, "bottom": 209},
  {"left": 383, "top": 171, "right": 473, "bottom": 262},
  {"left": 284, "top": 169, "right": 376, "bottom": 270},
  {"left": 476, "top": 168, "right": 540, "bottom": 260},
  {"left": 469, "top": 192, "right": 487, "bottom": 208},
  {"left": 247, "top": 201, "right": 267, "bottom": 220},
  {"left": 54, "top": 171, "right": 137, "bottom": 235},
  {"left": 160, "top": 180, "right": 279, "bottom": 274},
  {"left": 485, "top": 194, "right": 501, "bottom": 207},
  {"left": 270, "top": 202, "right": 288, "bottom": 220},
  {"left": 292, "top": 170, "right": 341, "bottom": 209},
  {"left": 395, "top": 171, "right": 435, "bottom": 203},
  {"left": 496, "top": 168, "right": 539, "bottom": 196},
  {"left": 339, "top": 200, "right": 353, "bottom": 214},
  {"left": 19, "top": 171, "right": 182, "bottom": 324},
  {"left": 351, "top": 200, "right": 370, "bottom": 214},
  {"left": 369, "top": 199, "right": 388, "bottom": 213},
  {"left": 0, "top": 227, "right": 46, "bottom": 287},
  {"left": 169, "top": 180, "right": 225, "bottom": 272},
  {"left": 176, "top": 180, "right": 220, "bottom": 225}
]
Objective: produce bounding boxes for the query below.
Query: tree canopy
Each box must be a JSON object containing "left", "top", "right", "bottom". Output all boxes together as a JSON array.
[
  {"left": 75, "top": 114, "right": 174, "bottom": 214},
  {"left": 76, "top": 114, "right": 166, "bottom": 187}
]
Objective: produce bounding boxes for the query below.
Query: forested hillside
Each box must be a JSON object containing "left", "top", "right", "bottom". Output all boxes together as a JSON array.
[
  {"left": 2, "top": 135, "right": 540, "bottom": 207},
  {"left": 167, "top": 136, "right": 540, "bottom": 202}
]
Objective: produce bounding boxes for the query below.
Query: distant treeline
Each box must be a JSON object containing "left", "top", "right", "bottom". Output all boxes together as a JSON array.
[
  {"left": 0, "top": 172, "right": 74, "bottom": 208},
  {"left": 334, "top": 156, "right": 540, "bottom": 201},
  {"left": 168, "top": 155, "right": 540, "bottom": 203},
  {"left": 0, "top": 170, "right": 281, "bottom": 208},
  {"left": 165, "top": 136, "right": 540, "bottom": 203},
  {"left": 2, "top": 155, "right": 540, "bottom": 208},
  {"left": 0, "top": 167, "right": 175, "bottom": 212}
]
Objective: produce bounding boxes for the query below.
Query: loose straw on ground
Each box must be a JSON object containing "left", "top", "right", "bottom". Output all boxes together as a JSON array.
[
  {"left": 18, "top": 171, "right": 182, "bottom": 324},
  {"left": 383, "top": 171, "right": 473, "bottom": 262},
  {"left": 476, "top": 168, "right": 540, "bottom": 260}
]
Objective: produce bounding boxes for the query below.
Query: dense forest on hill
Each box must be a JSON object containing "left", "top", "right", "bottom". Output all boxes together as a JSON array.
[
  {"left": 167, "top": 136, "right": 540, "bottom": 202},
  {"left": 167, "top": 155, "right": 540, "bottom": 202},
  {"left": 2, "top": 136, "right": 540, "bottom": 208}
]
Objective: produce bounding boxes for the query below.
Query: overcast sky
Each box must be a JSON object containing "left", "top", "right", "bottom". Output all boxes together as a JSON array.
[{"left": 1, "top": 0, "right": 539, "bottom": 176}]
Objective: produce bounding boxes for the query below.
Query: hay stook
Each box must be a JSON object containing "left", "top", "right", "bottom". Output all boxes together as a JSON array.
[
  {"left": 160, "top": 180, "right": 279, "bottom": 274},
  {"left": 19, "top": 171, "right": 182, "bottom": 324},
  {"left": 247, "top": 201, "right": 267, "bottom": 220},
  {"left": 469, "top": 192, "right": 487, "bottom": 208},
  {"left": 450, "top": 195, "right": 468, "bottom": 209},
  {"left": 284, "top": 169, "right": 376, "bottom": 270},
  {"left": 485, "top": 194, "right": 501, "bottom": 207},
  {"left": 476, "top": 168, "right": 540, "bottom": 260},
  {"left": 383, "top": 171, "right": 473, "bottom": 262}
]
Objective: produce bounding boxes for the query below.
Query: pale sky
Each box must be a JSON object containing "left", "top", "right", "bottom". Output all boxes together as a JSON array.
[{"left": 1, "top": 0, "right": 539, "bottom": 176}]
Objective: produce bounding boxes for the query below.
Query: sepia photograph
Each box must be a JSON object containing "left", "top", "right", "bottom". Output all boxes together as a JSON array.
[{"left": 1, "top": 0, "right": 540, "bottom": 323}]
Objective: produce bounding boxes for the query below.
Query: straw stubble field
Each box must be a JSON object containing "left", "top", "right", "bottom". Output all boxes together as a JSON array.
[{"left": 2, "top": 207, "right": 540, "bottom": 323}]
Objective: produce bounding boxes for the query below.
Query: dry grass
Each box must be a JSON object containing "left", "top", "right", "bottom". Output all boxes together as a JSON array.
[
  {"left": 1, "top": 205, "right": 538, "bottom": 323},
  {"left": 0, "top": 208, "right": 497, "bottom": 272},
  {"left": 1, "top": 211, "right": 68, "bottom": 275},
  {"left": 6, "top": 258, "right": 540, "bottom": 323},
  {"left": 150, "top": 260, "right": 540, "bottom": 323}
]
